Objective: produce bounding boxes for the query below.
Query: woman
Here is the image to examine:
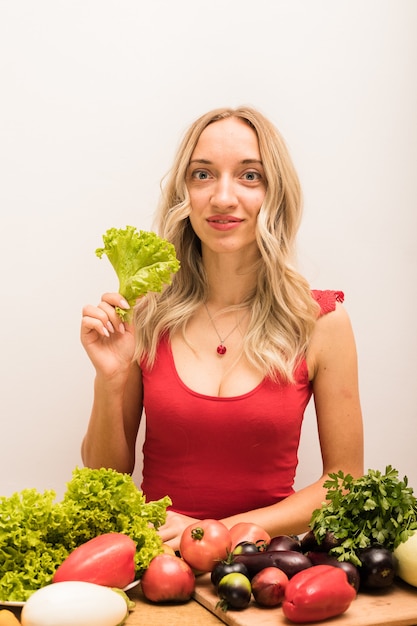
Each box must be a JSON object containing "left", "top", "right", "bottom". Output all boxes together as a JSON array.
[{"left": 81, "top": 106, "right": 363, "bottom": 551}]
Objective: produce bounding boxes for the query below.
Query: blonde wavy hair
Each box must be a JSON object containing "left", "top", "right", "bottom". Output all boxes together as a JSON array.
[{"left": 134, "top": 106, "right": 319, "bottom": 382}]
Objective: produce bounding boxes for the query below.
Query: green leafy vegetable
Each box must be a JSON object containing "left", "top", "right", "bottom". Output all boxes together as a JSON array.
[
  {"left": 0, "top": 467, "right": 171, "bottom": 602},
  {"left": 96, "top": 225, "right": 180, "bottom": 320},
  {"left": 309, "top": 465, "right": 417, "bottom": 567}
]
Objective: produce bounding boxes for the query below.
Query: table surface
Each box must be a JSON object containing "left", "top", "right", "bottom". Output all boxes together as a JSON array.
[{"left": 124, "top": 585, "right": 220, "bottom": 626}]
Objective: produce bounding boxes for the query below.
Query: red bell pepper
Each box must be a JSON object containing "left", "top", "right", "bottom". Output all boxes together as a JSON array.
[
  {"left": 282, "top": 564, "right": 357, "bottom": 623},
  {"left": 53, "top": 532, "right": 136, "bottom": 588}
]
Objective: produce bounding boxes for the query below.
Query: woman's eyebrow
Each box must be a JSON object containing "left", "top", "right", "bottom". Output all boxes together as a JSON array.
[
  {"left": 188, "top": 158, "right": 263, "bottom": 165},
  {"left": 241, "top": 159, "right": 263, "bottom": 165}
]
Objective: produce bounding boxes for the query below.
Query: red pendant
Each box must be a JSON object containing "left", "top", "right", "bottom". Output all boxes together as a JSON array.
[{"left": 217, "top": 344, "right": 227, "bottom": 355}]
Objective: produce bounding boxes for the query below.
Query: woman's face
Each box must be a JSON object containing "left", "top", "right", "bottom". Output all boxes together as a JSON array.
[{"left": 186, "top": 117, "right": 266, "bottom": 257}]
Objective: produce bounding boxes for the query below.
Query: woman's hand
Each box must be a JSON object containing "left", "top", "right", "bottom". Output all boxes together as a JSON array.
[
  {"left": 158, "top": 511, "right": 200, "bottom": 553},
  {"left": 81, "top": 292, "right": 136, "bottom": 378}
]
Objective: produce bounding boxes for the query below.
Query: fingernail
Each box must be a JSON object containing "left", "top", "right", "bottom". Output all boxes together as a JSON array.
[
  {"left": 118, "top": 323, "right": 125, "bottom": 334},
  {"left": 102, "top": 325, "right": 110, "bottom": 338},
  {"left": 107, "top": 321, "right": 115, "bottom": 333},
  {"left": 120, "top": 298, "right": 130, "bottom": 309}
]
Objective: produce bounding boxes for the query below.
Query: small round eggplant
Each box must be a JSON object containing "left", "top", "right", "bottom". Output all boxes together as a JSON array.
[
  {"left": 307, "top": 551, "right": 360, "bottom": 592},
  {"left": 358, "top": 545, "right": 398, "bottom": 590},
  {"left": 300, "top": 529, "right": 342, "bottom": 553},
  {"left": 266, "top": 535, "right": 301, "bottom": 552}
]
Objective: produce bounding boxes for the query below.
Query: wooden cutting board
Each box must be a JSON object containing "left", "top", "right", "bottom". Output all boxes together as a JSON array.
[{"left": 193, "top": 574, "right": 417, "bottom": 626}]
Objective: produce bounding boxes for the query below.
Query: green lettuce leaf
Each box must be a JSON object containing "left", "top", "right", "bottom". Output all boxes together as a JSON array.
[
  {"left": 0, "top": 467, "right": 171, "bottom": 602},
  {"left": 0, "top": 489, "right": 69, "bottom": 601},
  {"left": 96, "top": 226, "right": 180, "bottom": 320}
]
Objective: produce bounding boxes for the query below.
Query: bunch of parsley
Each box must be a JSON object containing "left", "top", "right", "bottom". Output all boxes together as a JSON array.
[
  {"left": 310, "top": 465, "right": 417, "bottom": 567},
  {"left": 0, "top": 467, "right": 171, "bottom": 602}
]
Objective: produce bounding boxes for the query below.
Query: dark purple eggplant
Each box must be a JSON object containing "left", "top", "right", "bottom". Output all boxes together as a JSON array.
[
  {"left": 266, "top": 535, "right": 301, "bottom": 552},
  {"left": 307, "top": 551, "right": 360, "bottom": 592},
  {"left": 300, "top": 529, "right": 342, "bottom": 553},
  {"left": 358, "top": 545, "right": 398, "bottom": 590},
  {"left": 233, "top": 550, "right": 312, "bottom": 580}
]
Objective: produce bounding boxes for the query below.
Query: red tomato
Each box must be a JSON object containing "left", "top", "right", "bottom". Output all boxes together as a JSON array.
[
  {"left": 179, "top": 519, "right": 232, "bottom": 572},
  {"left": 251, "top": 566, "right": 289, "bottom": 606},
  {"left": 229, "top": 522, "right": 271, "bottom": 550},
  {"left": 140, "top": 554, "right": 195, "bottom": 603}
]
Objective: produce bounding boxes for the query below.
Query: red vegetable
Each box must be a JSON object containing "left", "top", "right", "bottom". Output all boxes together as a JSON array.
[
  {"left": 229, "top": 522, "right": 271, "bottom": 550},
  {"left": 282, "top": 564, "right": 357, "bottom": 623},
  {"left": 53, "top": 532, "right": 136, "bottom": 588},
  {"left": 251, "top": 566, "right": 288, "bottom": 607},
  {"left": 140, "top": 554, "right": 195, "bottom": 603},
  {"left": 180, "top": 519, "right": 232, "bottom": 572}
]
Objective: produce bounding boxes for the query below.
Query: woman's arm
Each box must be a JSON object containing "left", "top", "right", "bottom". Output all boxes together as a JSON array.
[
  {"left": 80, "top": 293, "right": 143, "bottom": 474},
  {"left": 81, "top": 361, "right": 143, "bottom": 473}
]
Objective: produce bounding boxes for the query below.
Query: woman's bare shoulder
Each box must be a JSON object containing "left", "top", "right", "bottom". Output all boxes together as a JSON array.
[{"left": 306, "top": 302, "right": 356, "bottom": 380}]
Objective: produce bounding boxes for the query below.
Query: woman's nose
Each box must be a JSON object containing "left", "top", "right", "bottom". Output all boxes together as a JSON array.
[{"left": 211, "top": 175, "right": 238, "bottom": 208}]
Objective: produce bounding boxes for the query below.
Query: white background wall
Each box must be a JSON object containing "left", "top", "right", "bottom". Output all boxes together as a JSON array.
[{"left": 1, "top": 1, "right": 416, "bottom": 501}]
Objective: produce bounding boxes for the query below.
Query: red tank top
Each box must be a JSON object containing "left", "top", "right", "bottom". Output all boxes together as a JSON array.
[{"left": 140, "top": 290, "right": 344, "bottom": 519}]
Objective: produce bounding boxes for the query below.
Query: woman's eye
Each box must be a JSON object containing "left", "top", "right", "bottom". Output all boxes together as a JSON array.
[
  {"left": 242, "top": 171, "right": 261, "bottom": 181},
  {"left": 192, "top": 170, "right": 210, "bottom": 180}
]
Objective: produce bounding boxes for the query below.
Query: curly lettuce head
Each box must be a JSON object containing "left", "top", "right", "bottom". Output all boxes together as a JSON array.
[
  {"left": 0, "top": 467, "right": 171, "bottom": 601},
  {"left": 96, "top": 226, "right": 180, "bottom": 320}
]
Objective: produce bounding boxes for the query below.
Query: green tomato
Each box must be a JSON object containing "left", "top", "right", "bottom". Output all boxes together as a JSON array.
[{"left": 217, "top": 572, "right": 252, "bottom": 611}]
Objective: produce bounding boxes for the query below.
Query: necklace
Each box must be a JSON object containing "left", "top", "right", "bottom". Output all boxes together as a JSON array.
[{"left": 204, "top": 303, "right": 247, "bottom": 356}]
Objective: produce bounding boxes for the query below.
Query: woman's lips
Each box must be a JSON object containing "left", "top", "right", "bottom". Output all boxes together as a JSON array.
[{"left": 207, "top": 216, "right": 243, "bottom": 231}]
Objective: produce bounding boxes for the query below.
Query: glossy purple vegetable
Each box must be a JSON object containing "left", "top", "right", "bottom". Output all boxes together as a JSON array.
[
  {"left": 307, "top": 551, "right": 360, "bottom": 592},
  {"left": 233, "top": 550, "right": 312, "bottom": 580},
  {"left": 358, "top": 545, "right": 397, "bottom": 590},
  {"left": 266, "top": 535, "right": 301, "bottom": 552}
]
